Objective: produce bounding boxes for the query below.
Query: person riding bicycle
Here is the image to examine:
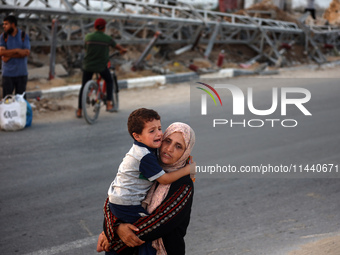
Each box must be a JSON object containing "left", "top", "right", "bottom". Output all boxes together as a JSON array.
[{"left": 76, "top": 18, "right": 127, "bottom": 118}]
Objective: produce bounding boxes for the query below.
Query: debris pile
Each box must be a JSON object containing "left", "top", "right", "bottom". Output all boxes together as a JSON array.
[
  {"left": 24, "top": 0, "right": 339, "bottom": 94},
  {"left": 234, "top": 0, "right": 297, "bottom": 23},
  {"left": 323, "top": 0, "right": 340, "bottom": 26},
  {"left": 28, "top": 98, "right": 73, "bottom": 113}
]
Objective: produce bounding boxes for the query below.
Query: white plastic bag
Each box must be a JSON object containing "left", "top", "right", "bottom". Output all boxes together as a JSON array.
[{"left": 0, "top": 94, "right": 27, "bottom": 131}]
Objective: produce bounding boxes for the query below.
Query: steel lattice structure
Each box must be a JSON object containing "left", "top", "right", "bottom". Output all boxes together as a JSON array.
[{"left": 1, "top": 0, "right": 340, "bottom": 66}]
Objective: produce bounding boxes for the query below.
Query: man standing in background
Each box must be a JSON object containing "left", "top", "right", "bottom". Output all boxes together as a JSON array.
[
  {"left": 0, "top": 15, "right": 30, "bottom": 98},
  {"left": 304, "top": 0, "right": 316, "bottom": 20}
]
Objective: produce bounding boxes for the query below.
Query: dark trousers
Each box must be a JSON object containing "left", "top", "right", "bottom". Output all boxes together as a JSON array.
[
  {"left": 78, "top": 68, "right": 113, "bottom": 109},
  {"left": 304, "top": 8, "right": 316, "bottom": 20},
  {"left": 2, "top": 75, "right": 28, "bottom": 99}
]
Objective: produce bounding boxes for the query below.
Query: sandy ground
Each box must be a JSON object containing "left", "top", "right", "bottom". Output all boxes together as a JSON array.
[{"left": 289, "top": 234, "right": 340, "bottom": 255}]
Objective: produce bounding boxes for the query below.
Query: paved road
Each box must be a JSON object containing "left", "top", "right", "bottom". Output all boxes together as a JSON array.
[{"left": 0, "top": 77, "right": 339, "bottom": 255}]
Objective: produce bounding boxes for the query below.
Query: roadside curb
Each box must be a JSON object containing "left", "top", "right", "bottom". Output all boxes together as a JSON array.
[
  {"left": 25, "top": 68, "right": 271, "bottom": 99},
  {"left": 26, "top": 60, "right": 340, "bottom": 99},
  {"left": 26, "top": 70, "right": 207, "bottom": 99}
]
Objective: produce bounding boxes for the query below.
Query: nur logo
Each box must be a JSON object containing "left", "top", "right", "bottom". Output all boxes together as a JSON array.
[
  {"left": 195, "top": 83, "right": 312, "bottom": 128},
  {"left": 196, "top": 82, "right": 222, "bottom": 115},
  {"left": 197, "top": 83, "right": 312, "bottom": 116}
]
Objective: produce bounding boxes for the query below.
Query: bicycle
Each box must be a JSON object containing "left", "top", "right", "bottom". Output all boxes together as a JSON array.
[{"left": 82, "top": 53, "right": 120, "bottom": 124}]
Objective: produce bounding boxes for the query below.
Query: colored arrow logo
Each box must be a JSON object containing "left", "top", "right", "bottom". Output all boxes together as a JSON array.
[{"left": 196, "top": 82, "right": 223, "bottom": 106}]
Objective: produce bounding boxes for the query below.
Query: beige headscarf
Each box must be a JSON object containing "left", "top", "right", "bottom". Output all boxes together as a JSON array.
[
  {"left": 160, "top": 122, "right": 195, "bottom": 171},
  {"left": 142, "top": 122, "right": 196, "bottom": 255}
]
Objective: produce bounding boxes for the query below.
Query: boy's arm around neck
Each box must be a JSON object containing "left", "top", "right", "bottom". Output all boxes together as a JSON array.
[{"left": 156, "top": 162, "right": 195, "bottom": 185}]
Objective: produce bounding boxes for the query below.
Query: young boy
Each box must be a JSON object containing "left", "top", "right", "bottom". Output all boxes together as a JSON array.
[{"left": 99, "top": 108, "right": 193, "bottom": 254}]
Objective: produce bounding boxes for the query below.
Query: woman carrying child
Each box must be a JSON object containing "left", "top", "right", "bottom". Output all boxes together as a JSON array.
[{"left": 98, "top": 122, "right": 196, "bottom": 255}]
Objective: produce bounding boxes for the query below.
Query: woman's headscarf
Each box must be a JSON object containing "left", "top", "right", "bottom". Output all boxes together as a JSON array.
[
  {"left": 142, "top": 122, "right": 195, "bottom": 255},
  {"left": 160, "top": 122, "right": 196, "bottom": 172},
  {"left": 143, "top": 122, "right": 196, "bottom": 210}
]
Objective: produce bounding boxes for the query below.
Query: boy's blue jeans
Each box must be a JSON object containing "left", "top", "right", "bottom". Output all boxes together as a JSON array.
[{"left": 105, "top": 203, "right": 156, "bottom": 255}]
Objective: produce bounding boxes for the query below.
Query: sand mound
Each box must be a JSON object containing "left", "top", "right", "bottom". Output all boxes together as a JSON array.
[{"left": 323, "top": 0, "right": 340, "bottom": 26}]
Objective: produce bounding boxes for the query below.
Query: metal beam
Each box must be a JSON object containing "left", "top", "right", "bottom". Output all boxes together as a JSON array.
[{"left": 1, "top": 0, "right": 339, "bottom": 67}]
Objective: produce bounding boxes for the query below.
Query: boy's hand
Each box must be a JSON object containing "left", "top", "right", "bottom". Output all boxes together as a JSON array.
[
  {"left": 190, "top": 162, "right": 196, "bottom": 180},
  {"left": 2, "top": 56, "right": 10, "bottom": 62},
  {"left": 187, "top": 156, "right": 196, "bottom": 182},
  {"left": 96, "top": 231, "right": 108, "bottom": 252}
]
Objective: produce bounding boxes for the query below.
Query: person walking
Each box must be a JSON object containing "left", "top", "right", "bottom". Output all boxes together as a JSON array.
[
  {"left": 0, "top": 15, "right": 30, "bottom": 99},
  {"left": 304, "top": 0, "right": 316, "bottom": 20},
  {"left": 98, "top": 122, "right": 196, "bottom": 255},
  {"left": 76, "top": 18, "right": 126, "bottom": 118}
]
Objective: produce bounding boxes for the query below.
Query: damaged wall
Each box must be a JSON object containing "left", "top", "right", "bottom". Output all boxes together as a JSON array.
[{"left": 245, "top": 0, "right": 333, "bottom": 9}]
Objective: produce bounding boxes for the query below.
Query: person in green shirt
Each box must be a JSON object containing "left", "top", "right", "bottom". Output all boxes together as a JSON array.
[{"left": 76, "top": 18, "right": 126, "bottom": 118}]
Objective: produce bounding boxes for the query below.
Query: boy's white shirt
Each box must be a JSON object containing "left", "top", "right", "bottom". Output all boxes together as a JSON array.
[{"left": 108, "top": 142, "right": 165, "bottom": 206}]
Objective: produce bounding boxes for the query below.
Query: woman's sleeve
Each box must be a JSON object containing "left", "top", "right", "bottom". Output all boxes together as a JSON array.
[
  {"left": 103, "top": 178, "right": 193, "bottom": 253},
  {"left": 102, "top": 197, "right": 121, "bottom": 244}
]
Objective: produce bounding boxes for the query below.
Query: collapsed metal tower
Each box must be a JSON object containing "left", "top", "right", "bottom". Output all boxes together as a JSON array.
[{"left": 1, "top": 0, "right": 340, "bottom": 67}]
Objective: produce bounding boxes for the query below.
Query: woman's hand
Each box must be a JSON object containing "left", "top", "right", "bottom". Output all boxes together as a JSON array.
[{"left": 117, "top": 223, "right": 145, "bottom": 247}]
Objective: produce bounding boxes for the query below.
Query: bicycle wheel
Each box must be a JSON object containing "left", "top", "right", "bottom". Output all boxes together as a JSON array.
[
  {"left": 111, "top": 72, "right": 119, "bottom": 112},
  {"left": 82, "top": 80, "right": 101, "bottom": 124}
]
